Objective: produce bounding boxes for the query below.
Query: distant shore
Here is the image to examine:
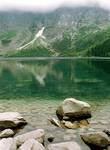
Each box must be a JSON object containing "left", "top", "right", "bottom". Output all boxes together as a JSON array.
[{"left": 0, "top": 56, "right": 110, "bottom": 61}]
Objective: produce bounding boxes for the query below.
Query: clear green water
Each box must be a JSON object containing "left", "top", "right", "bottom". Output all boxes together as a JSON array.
[{"left": 0, "top": 58, "right": 110, "bottom": 133}]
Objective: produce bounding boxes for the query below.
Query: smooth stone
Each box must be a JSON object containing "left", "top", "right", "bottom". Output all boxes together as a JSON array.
[
  {"left": 14, "top": 129, "right": 45, "bottom": 147},
  {"left": 0, "top": 138, "right": 16, "bottom": 150},
  {"left": 19, "top": 139, "right": 45, "bottom": 150},
  {"left": 81, "top": 132, "right": 110, "bottom": 148},
  {"left": 64, "top": 121, "right": 79, "bottom": 129},
  {"left": 0, "top": 129, "right": 15, "bottom": 138},
  {"left": 0, "top": 112, "right": 27, "bottom": 129},
  {"left": 48, "top": 118, "right": 61, "bottom": 127},
  {"left": 61, "top": 120, "right": 89, "bottom": 129},
  {"left": 47, "top": 141, "right": 82, "bottom": 150},
  {"left": 79, "top": 120, "right": 89, "bottom": 127},
  {"left": 56, "top": 98, "right": 91, "bottom": 120}
]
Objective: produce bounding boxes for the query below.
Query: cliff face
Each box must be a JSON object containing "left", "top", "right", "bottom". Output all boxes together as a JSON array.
[{"left": 0, "top": 6, "right": 110, "bottom": 57}]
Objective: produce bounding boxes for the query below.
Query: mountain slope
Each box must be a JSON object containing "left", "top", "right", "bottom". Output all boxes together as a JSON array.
[
  {"left": 0, "top": 6, "right": 110, "bottom": 57},
  {"left": 5, "top": 38, "right": 57, "bottom": 57},
  {"left": 51, "top": 25, "right": 110, "bottom": 57}
]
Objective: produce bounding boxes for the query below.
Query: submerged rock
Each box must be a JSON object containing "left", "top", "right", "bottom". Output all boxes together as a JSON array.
[
  {"left": 47, "top": 141, "right": 81, "bottom": 150},
  {"left": 14, "top": 129, "right": 45, "bottom": 147},
  {"left": 56, "top": 98, "right": 91, "bottom": 121},
  {"left": 0, "top": 129, "right": 15, "bottom": 138},
  {"left": 48, "top": 118, "right": 61, "bottom": 127},
  {"left": 64, "top": 121, "right": 79, "bottom": 129},
  {"left": 0, "top": 112, "right": 27, "bottom": 129},
  {"left": 47, "top": 141, "right": 83, "bottom": 150},
  {"left": 0, "top": 138, "right": 16, "bottom": 150},
  {"left": 79, "top": 120, "right": 89, "bottom": 127},
  {"left": 49, "top": 117, "right": 89, "bottom": 129},
  {"left": 19, "top": 139, "right": 45, "bottom": 150},
  {"left": 81, "top": 132, "right": 110, "bottom": 148}
]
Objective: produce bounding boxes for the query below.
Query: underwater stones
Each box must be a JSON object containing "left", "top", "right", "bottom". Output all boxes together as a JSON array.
[
  {"left": 0, "top": 129, "right": 15, "bottom": 138},
  {"left": 0, "top": 112, "right": 27, "bottom": 129},
  {"left": 79, "top": 120, "right": 89, "bottom": 127},
  {"left": 49, "top": 98, "right": 91, "bottom": 129},
  {"left": 19, "top": 139, "right": 45, "bottom": 150},
  {"left": 49, "top": 118, "right": 89, "bottom": 129},
  {"left": 63, "top": 121, "right": 79, "bottom": 129},
  {"left": 81, "top": 131, "right": 110, "bottom": 149},
  {"left": 14, "top": 129, "right": 45, "bottom": 147},
  {"left": 63, "top": 120, "right": 89, "bottom": 129},
  {"left": 47, "top": 141, "right": 82, "bottom": 150},
  {"left": 48, "top": 118, "right": 61, "bottom": 128},
  {"left": 56, "top": 98, "right": 91, "bottom": 121}
]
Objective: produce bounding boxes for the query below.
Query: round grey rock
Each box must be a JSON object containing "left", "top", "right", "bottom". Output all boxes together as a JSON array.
[
  {"left": 81, "top": 132, "right": 110, "bottom": 148},
  {"left": 56, "top": 98, "right": 91, "bottom": 120}
]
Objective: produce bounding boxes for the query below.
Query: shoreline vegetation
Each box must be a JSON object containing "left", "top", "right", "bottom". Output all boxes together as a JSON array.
[
  {"left": 0, "top": 57, "right": 110, "bottom": 61},
  {"left": 0, "top": 98, "right": 109, "bottom": 150}
]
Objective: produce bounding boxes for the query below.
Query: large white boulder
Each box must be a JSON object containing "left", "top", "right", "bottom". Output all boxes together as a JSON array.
[
  {"left": 56, "top": 98, "right": 91, "bottom": 120},
  {"left": 0, "top": 112, "right": 27, "bottom": 129},
  {"left": 14, "top": 129, "right": 45, "bottom": 147},
  {"left": 0, "top": 138, "right": 16, "bottom": 150},
  {"left": 19, "top": 139, "right": 45, "bottom": 150}
]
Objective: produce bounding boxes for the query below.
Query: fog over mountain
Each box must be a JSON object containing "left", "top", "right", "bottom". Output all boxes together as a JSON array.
[{"left": 0, "top": 0, "right": 110, "bottom": 12}]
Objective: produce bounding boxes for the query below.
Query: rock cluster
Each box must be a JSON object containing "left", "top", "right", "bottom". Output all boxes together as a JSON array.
[
  {"left": 15, "top": 129, "right": 45, "bottom": 147},
  {"left": 0, "top": 112, "right": 45, "bottom": 150},
  {"left": 0, "top": 129, "right": 45, "bottom": 150},
  {"left": 48, "top": 98, "right": 110, "bottom": 150},
  {"left": 49, "top": 98, "right": 91, "bottom": 129},
  {"left": 0, "top": 98, "right": 109, "bottom": 150}
]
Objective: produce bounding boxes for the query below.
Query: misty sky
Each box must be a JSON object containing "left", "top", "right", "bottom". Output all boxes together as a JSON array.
[{"left": 0, "top": 0, "right": 110, "bottom": 12}]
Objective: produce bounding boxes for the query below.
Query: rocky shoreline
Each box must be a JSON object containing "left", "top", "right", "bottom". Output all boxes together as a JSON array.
[{"left": 0, "top": 98, "right": 109, "bottom": 150}]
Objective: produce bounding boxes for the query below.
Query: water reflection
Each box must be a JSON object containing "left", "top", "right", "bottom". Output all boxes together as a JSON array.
[{"left": 0, "top": 59, "right": 110, "bottom": 101}]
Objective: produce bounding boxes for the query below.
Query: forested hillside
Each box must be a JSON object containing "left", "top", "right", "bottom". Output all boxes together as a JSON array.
[{"left": 0, "top": 6, "right": 110, "bottom": 57}]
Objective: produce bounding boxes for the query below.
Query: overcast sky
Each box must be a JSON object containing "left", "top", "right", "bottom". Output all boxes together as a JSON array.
[{"left": 0, "top": 0, "right": 110, "bottom": 12}]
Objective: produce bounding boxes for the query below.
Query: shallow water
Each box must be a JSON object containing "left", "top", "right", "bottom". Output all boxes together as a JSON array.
[{"left": 0, "top": 58, "right": 110, "bottom": 134}]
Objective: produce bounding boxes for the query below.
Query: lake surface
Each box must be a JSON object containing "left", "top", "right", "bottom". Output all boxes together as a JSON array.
[{"left": 0, "top": 58, "right": 110, "bottom": 134}]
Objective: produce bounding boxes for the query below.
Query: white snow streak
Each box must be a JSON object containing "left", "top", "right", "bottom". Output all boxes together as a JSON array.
[{"left": 18, "top": 27, "right": 45, "bottom": 50}]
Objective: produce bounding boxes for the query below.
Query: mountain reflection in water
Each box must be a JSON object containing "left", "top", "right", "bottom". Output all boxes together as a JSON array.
[{"left": 0, "top": 59, "right": 110, "bottom": 101}]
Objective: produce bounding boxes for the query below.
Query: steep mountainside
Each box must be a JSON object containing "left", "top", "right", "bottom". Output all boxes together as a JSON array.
[{"left": 0, "top": 6, "right": 110, "bottom": 57}]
